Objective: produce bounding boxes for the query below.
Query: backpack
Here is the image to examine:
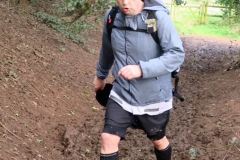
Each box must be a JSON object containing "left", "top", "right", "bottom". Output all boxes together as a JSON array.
[{"left": 106, "top": 6, "right": 184, "bottom": 102}]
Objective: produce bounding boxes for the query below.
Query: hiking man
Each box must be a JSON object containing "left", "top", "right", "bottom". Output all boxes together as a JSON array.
[{"left": 93, "top": 0, "right": 185, "bottom": 159}]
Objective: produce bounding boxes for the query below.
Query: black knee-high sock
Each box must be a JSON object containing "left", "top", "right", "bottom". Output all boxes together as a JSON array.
[
  {"left": 100, "top": 151, "right": 119, "bottom": 160},
  {"left": 154, "top": 144, "right": 172, "bottom": 160}
]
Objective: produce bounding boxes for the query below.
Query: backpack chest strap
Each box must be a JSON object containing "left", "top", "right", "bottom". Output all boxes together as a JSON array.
[{"left": 112, "top": 25, "right": 147, "bottom": 32}]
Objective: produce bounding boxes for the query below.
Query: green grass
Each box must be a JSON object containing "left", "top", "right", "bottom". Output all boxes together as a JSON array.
[{"left": 173, "top": 17, "right": 240, "bottom": 39}]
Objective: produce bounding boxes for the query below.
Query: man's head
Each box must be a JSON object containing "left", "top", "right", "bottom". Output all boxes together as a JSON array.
[{"left": 116, "top": 0, "right": 144, "bottom": 16}]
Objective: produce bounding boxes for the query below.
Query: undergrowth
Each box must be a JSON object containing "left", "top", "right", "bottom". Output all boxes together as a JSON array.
[
  {"left": 31, "top": 0, "right": 116, "bottom": 43},
  {"left": 33, "top": 11, "right": 88, "bottom": 43}
]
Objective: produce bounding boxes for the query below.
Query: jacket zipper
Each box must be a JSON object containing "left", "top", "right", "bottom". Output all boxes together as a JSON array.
[{"left": 125, "top": 30, "right": 133, "bottom": 105}]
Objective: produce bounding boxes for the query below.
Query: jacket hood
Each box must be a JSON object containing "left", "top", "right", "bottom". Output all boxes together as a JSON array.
[{"left": 143, "top": 0, "right": 169, "bottom": 14}]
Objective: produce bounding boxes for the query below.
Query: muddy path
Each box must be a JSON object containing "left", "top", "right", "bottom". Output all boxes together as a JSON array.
[{"left": 0, "top": 1, "right": 240, "bottom": 159}]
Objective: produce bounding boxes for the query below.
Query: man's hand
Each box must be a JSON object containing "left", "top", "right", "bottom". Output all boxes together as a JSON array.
[
  {"left": 118, "top": 65, "right": 142, "bottom": 80},
  {"left": 93, "top": 77, "right": 106, "bottom": 92}
]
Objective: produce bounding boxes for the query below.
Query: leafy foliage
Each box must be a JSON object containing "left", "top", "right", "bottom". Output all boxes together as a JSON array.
[
  {"left": 32, "top": 0, "right": 116, "bottom": 43},
  {"left": 65, "top": 0, "right": 88, "bottom": 11},
  {"left": 217, "top": 0, "right": 240, "bottom": 22},
  {"left": 33, "top": 11, "right": 85, "bottom": 43}
]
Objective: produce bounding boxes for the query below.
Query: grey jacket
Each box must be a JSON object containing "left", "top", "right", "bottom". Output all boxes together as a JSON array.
[{"left": 96, "top": 0, "right": 185, "bottom": 106}]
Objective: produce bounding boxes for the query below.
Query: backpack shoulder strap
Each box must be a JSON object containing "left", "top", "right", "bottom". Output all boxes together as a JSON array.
[
  {"left": 172, "top": 70, "right": 184, "bottom": 102},
  {"left": 107, "top": 6, "right": 119, "bottom": 43},
  {"left": 146, "top": 10, "right": 160, "bottom": 45}
]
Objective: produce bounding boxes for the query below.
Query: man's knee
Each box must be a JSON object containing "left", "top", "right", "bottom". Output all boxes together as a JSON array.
[
  {"left": 101, "top": 133, "right": 121, "bottom": 154},
  {"left": 101, "top": 133, "right": 120, "bottom": 145},
  {"left": 152, "top": 136, "right": 169, "bottom": 150}
]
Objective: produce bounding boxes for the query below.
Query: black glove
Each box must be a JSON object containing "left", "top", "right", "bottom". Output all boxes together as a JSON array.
[{"left": 96, "top": 83, "right": 113, "bottom": 107}]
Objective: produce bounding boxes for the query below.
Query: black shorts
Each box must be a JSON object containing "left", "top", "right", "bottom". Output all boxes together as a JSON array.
[{"left": 103, "top": 98, "right": 170, "bottom": 140}]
